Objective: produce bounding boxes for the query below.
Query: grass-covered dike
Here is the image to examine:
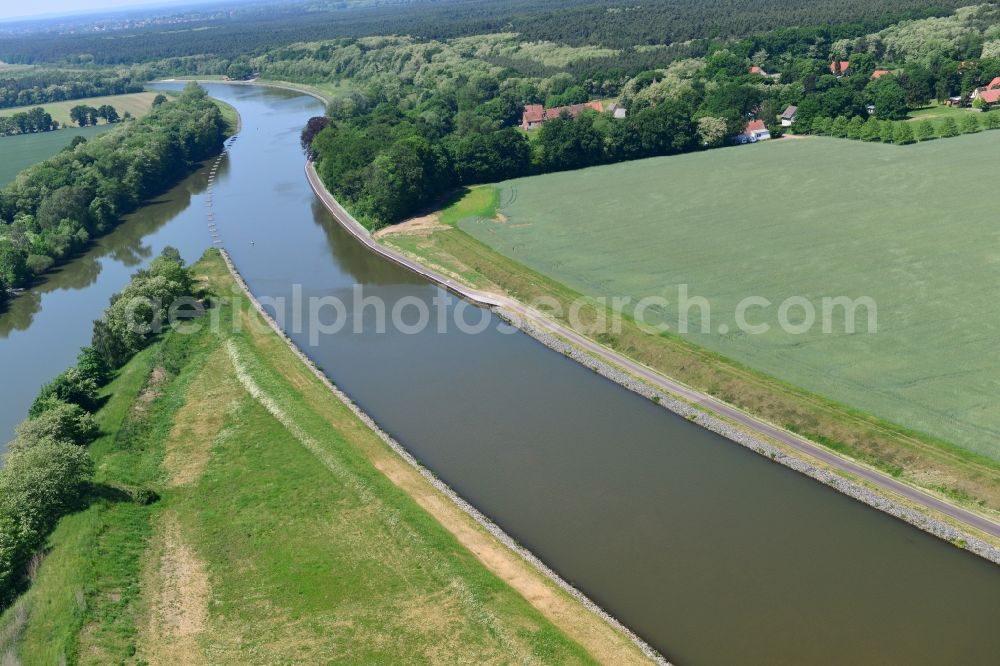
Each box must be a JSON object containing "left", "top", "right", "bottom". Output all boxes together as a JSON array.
[{"left": 0, "top": 249, "right": 647, "bottom": 665}]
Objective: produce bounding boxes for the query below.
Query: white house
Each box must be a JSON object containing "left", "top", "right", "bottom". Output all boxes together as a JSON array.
[
  {"left": 780, "top": 105, "right": 797, "bottom": 127},
  {"left": 739, "top": 119, "right": 771, "bottom": 143}
]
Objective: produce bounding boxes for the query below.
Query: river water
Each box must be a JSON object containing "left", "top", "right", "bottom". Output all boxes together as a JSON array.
[{"left": 1, "top": 82, "right": 997, "bottom": 665}]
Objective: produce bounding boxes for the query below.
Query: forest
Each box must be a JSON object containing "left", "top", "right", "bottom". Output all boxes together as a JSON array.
[
  {"left": 290, "top": 3, "right": 1000, "bottom": 228},
  {"left": 0, "top": 69, "right": 143, "bottom": 109},
  {"left": 0, "top": 0, "right": 973, "bottom": 64},
  {"left": 6, "top": 1, "right": 995, "bottom": 232},
  {"left": 0, "top": 84, "right": 225, "bottom": 301}
]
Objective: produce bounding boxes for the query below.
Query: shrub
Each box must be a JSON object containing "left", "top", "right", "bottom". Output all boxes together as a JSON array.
[
  {"left": 878, "top": 120, "right": 895, "bottom": 143},
  {"left": 29, "top": 368, "right": 100, "bottom": 416},
  {"left": 1, "top": 441, "right": 92, "bottom": 534},
  {"left": 76, "top": 346, "right": 110, "bottom": 386},
  {"left": 893, "top": 122, "right": 915, "bottom": 144},
  {"left": 90, "top": 248, "right": 194, "bottom": 370},
  {"left": 846, "top": 116, "right": 865, "bottom": 139},
  {"left": 0, "top": 440, "right": 93, "bottom": 605},
  {"left": 915, "top": 120, "right": 937, "bottom": 141},
  {"left": 830, "top": 115, "right": 849, "bottom": 138},
  {"left": 24, "top": 254, "right": 54, "bottom": 277},
  {"left": 12, "top": 401, "right": 98, "bottom": 449},
  {"left": 860, "top": 117, "right": 882, "bottom": 141},
  {"left": 959, "top": 114, "right": 981, "bottom": 134},
  {"left": 939, "top": 117, "right": 959, "bottom": 137}
]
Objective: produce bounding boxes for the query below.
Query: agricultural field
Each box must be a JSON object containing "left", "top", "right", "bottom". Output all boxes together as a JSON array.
[
  {"left": 0, "top": 125, "right": 112, "bottom": 186},
  {"left": 456, "top": 134, "right": 1000, "bottom": 460},
  {"left": 0, "top": 91, "right": 160, "bottom": 128}
]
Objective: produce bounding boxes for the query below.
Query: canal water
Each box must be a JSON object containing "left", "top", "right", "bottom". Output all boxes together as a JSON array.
[{"left": 2, "top": 82, "right": 997, "bottom": 665}]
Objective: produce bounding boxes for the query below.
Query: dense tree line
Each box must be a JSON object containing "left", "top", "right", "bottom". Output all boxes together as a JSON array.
[
  {"left": 0, "top": 84, "right": 225, "bottom": 297},
  {"left": 308, "top": 86, "right": 705, "bottom": 229},
  {"left": 0, "top": 106, "right": 56, "bottom": 136},
  {"left": 0, "top": 0, "right": 972, "bottom": 65},
  {"left": 0, "top": 69, "right": 143, "bottom": 109},
  {"left": 69, "top": 103, "right": 121, "bottom": 126},
  {"left": 301, "top": 3, "right": 1000, "bottom": 229},
  {"left": 0, "top": 248, "right": 194, "bottom": 607},
  {"left": 805, "top": 108, "right": 1000, "bottom": 142}
]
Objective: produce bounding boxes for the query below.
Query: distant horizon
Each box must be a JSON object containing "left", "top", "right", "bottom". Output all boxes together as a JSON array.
[{"left": 0, "top": 0, "right": 229, "bottom": 23}]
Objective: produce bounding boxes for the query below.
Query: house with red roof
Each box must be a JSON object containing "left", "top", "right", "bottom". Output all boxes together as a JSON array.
[
  {"left": 520, "top": 101, "right": 605, "bottom": 130},
  {"left": 521, "top": 104, "right": 545, "bottom": 130},
  {"left": 749, "top": 66, "right": 767, "bottom": 76},
  {"left": 871, "top": 69, "right": 891, "bottom": 79},
  {"left": 830, "top": 60, "right": 850, "bottom": 76},
  {"left": 972, "top": 86, "right": 1000, "bottom": 105},
  {"left": 971, "top": 77, "right": 1000, "bottom": 106},
  {"left": 738, "top": 118, "right": 771, "bottom": 143}
]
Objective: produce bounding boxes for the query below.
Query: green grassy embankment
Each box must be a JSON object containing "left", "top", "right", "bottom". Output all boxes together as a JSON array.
[
  {"left": 380, "top": 142, "right": 1000, "bottom": 527},
  {"left": 211, "top": 98, "right": 239, "bottom": 134},
  {"left": 0, "top": 250, "right": 647, "bottom": 665}
]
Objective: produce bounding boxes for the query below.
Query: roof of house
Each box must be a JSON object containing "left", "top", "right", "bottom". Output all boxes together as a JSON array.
[
  {"left": 871, "top": 69, "right": 891, "bottom": 79},
  {"left": 980, "top": 87, "right": 1000, "bottom": 104},
  {"left": 546, "top": 100, "right": 604, "bottom": 119},
  {"left": 745, "top": 119, "right": 768, "bottom": 134},
  {"left": 522, "top": 104, "right": 544, "bottom": 124},
  {"left": 830, "top": 60, "right": 850, "bottom": 74},
  {"left": 780, "top": 105, "right": 798, "bottom": 119},
  {"left": 523, "top": 100, "right": 606, "bottom": 126},
  {"left": 749, "top": 66, "right": 766, "bottom": 75},
  {"left": 988, "top": 76, "right": 1000, "bottom": 90}
]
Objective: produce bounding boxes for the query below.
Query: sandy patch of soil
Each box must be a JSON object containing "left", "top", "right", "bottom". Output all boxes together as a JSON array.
[
  {"left": 143, "top": 511, "right": 210, "bottom": 666},
  {"left": 374, "top": 212, "right": 449, "bottom": 239},
  {"left": 163, "top": 349, "right": 231, "bottom": 487}
]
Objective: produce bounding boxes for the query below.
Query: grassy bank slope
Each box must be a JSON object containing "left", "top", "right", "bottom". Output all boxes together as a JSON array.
[
  {"left": 0, "top": 250, "right": 646, "bottom": 665},
  {"left": 380, "top": 167, "right": 1000, "bottom": 527}
]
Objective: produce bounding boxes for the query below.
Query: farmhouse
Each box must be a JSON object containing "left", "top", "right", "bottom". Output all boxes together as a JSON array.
[
  {"left": 780, "top": 105, "right": 797, "bottom": 127},
  {"left": 607, "top": 102, "right": 627, "bottom": 119},
  {"left": 749, "top": 65, "right": 767, "bottom": 76},
  {"left": 871, "top": 69, "right": 891, "bottom": 79},
  {"left": 521, "top": 101, "right": 605, "bottom": 130},
  {"left": 739, "top": 119, "right": 771, "bottom": 143},
  {"left": 830, "top": 60, "right": 850, "bottom": 76},
  {"left": 971, "top": 76, "right": 1000, "bottom": 105},
  {"left": 973, "top": 87, "right": 1000, "bottom": 105}
]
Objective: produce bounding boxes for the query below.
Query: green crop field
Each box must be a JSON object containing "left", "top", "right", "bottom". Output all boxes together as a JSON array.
[
  {"left": 458, "top": 134, "right": 1000, "bottom": 460},
  {"left": 0, "top": 125, "right": 112, "bottom": 186},
  {"left": 0, "top": 91, "right": 160, "bottom": 127}
]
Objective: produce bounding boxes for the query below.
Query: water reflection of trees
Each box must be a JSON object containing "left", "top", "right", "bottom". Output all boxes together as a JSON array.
[
  {"left": 312, "top": 198, "right": 425, "bottom": 287},
  {"left": 0, "top": 162, "right": 213, "bottom": 337}
]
